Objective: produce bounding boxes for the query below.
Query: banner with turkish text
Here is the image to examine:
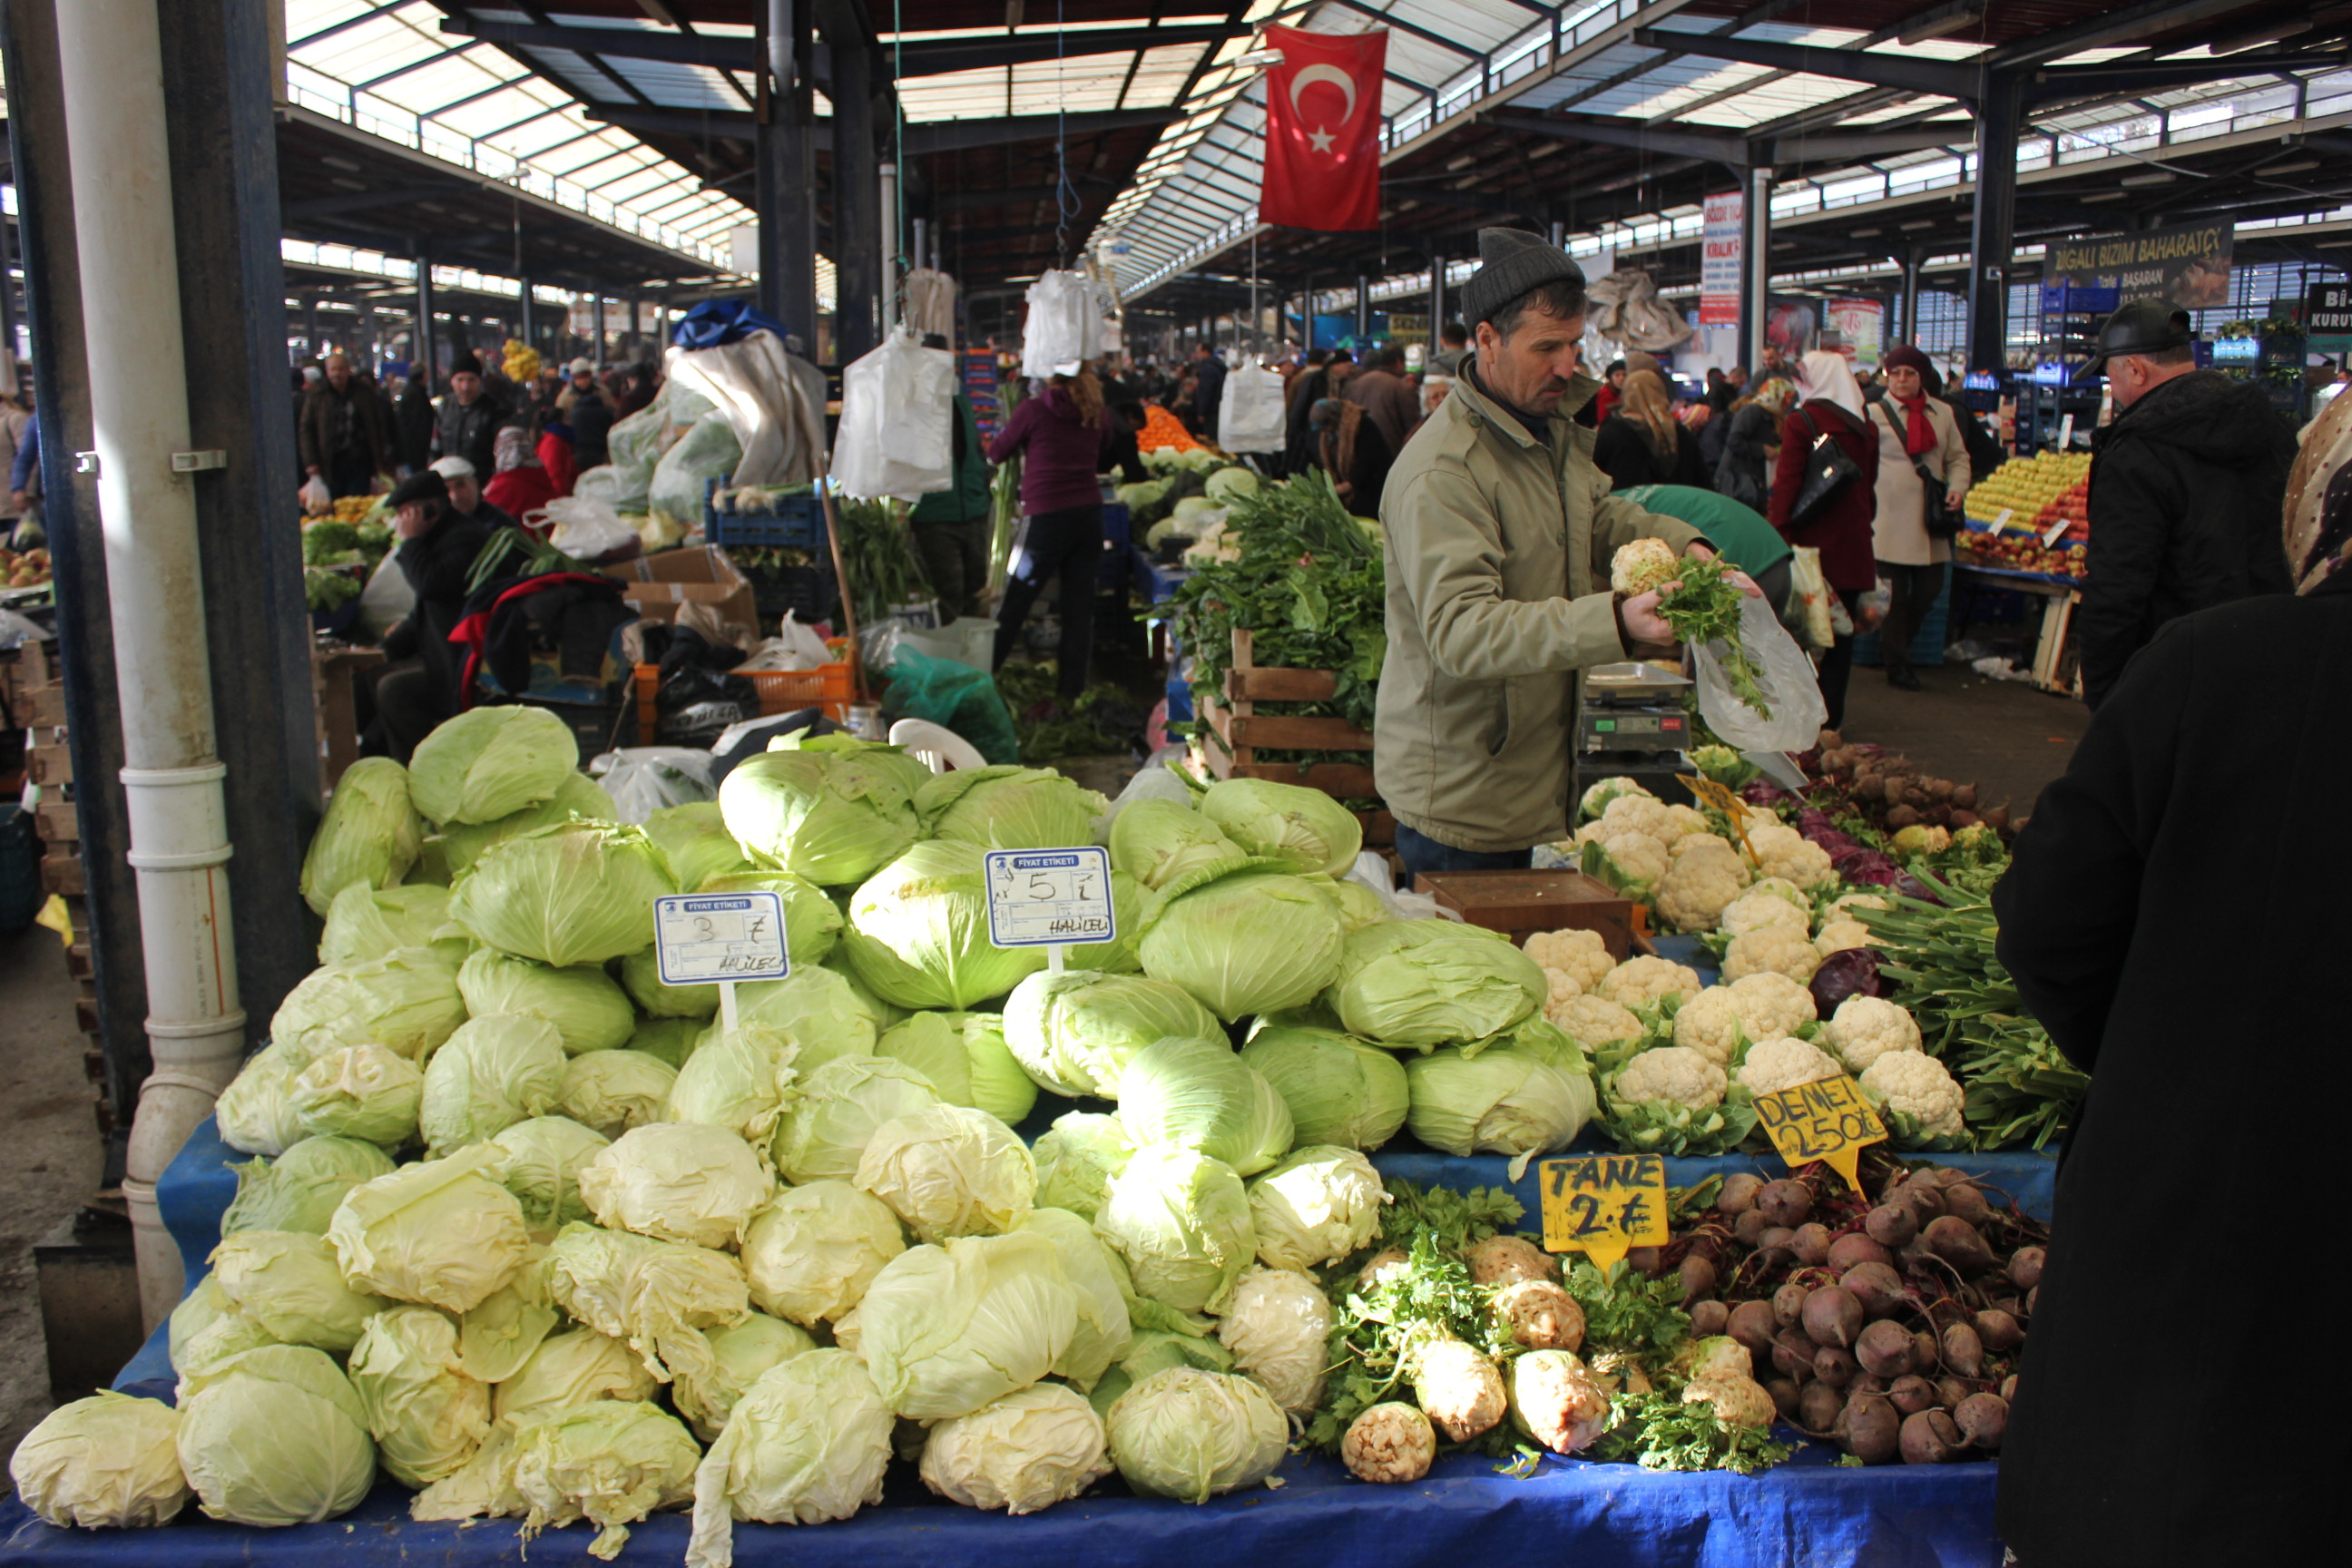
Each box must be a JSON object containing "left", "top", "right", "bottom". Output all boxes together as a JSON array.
[{"left": 1259, "top": 24, "right": 1386, "bottom": 232}]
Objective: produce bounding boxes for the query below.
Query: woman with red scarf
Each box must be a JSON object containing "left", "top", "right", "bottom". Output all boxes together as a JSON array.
[{"left": 1867, "top": 345, "right": 1971, "bottom": 691}]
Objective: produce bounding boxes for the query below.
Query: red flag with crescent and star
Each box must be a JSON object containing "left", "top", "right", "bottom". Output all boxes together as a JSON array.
[{"left": 1259, "top": 24, "right": 1387, "bottom": 231}]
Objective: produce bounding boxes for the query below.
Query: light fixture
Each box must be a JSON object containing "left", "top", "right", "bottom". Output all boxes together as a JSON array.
[
  {"left": 2258, "top": 157, "right": 2322, "bottom": 175},
  {"left": 1900, "top": 218, "right": 1936, "bottom": 230},
  {"left": 2120, "top": 170, "right": 2176, "bottom": 187},
  {"left": 1231, "top": 45, "right": 1285, "bottom": 71},
  {"left": 1851, "top": 227, "right": 1882, "bottom": 238},
  {"left": 2079, "top": 191, "right": 2126, "bottom": 202},
  {"left": 321, "top": 155, "right": 362, "bottom": 173}
]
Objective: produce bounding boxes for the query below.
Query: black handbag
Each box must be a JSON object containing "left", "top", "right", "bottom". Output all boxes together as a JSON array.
[
  {"left": 1788, "top": 407, "right": 1863, "bottom": 526},
  {"left": 1874, "top": 403, "right": 1965, "bottom": 539}
]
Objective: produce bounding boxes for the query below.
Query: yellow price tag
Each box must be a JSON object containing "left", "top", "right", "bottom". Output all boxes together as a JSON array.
[
  {"left": 1537, "top": 1154, "right": 1670, "bottom": 1270},
  {"left": 1679, "top": 774, "right": 1758, "bottom": 858},
  {"left": 1754, "top": 1074, "right": 1887, "bottom": 1192}
]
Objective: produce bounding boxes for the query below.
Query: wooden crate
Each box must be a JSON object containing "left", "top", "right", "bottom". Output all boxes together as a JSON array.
[
  {"left": 1418, "top": 868, "right": 1639, "bottom": 957},
  {"left": 34, "top": 794, "right": 77, "bottom": 845},
  {"left": 18, "top": 681, "right": 68, "bottom": 729},
  {"left": 1192, "top": 629, "right": 1392, "bottom": 846}
]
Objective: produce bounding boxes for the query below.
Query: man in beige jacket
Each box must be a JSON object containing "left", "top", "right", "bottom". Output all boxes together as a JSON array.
[{"left": 1376, "top": 228, "right": 1756, "bottom": 878}]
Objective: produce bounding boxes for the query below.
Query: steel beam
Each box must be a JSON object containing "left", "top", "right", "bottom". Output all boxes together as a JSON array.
[
  {"left": 1967, "top": 70, "right": 2021, "bottom": 373},
  {"left": 585, "top": 104, "right": 1178, "bottom": 154},
  {"left": 442, "top": 15, "right": 1238, "bottom": 76},
  {"left": 1482, "top": 111, "right": 1749, "bottom": 169},
  {"left": 1628, "top": 27, "right": 1979, "bottom": 100},
  {"left": 2027, "top": 52, "right": 2352, "bottom": 103}
]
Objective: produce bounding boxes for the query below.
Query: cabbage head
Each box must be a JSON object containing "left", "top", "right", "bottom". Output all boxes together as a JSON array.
[
  {"left": 175, "top": 1346, "right": 375, "bottom": 1525},
  {"left": 318, "top": 882, "right": 459, "bottom": 965},
  {"left": 766, "top": 728, "right": 934, "bottom": 796},
  {"left": 1084, "top": 1330, "right": 1235, "bottom": 1420},
  {"left": 167, "top": 1273, "right": 281, "bottom": 1386},
  {"left": 686, "top": 1350, "right": 891, "bottom": 1568},
  {"left": 839, "top": 1231, "right": 1076, "bottom": 1420},
  {"left": 1094, "top": 1146, "right": 1255, "bottom": 1314},
  {"left": 221, "top": 1135, "right": 397, "bottom": 1237},
  {"left": 289, "top": 1043, "right": 423, "bottom": 1146},
  {"left": 438, "top": 773, "right": 618, "bottom": 877},
  {"left": 1003, "top": 969, "right": 1222, "bottom": 1099},
  {"left": 346, "top": 1305, "right": 491, "bottom": 1487},
  {"left": 509, "top": 1399, "right": 699, "bottom": 1560},
  {"left": 1200, "top": 779, "right": 1362, "bottom": 877},
  {"left": 577, "top": 1122, "right": 773, "bottom": 1250},
  {"left": 1032, "top": 1112, "right": 1134, "bottom": 1220},
  {"left": 485, "top": 1115, "right": 611, "bottom": 1233},
  {"left": 1015, "top": 1207, "right": 1133, "bottom": 1392},
  {"left": 448, "top": 821, "right": 674, "bottom": 967},
  {"left": 915, "top": 765, "right": 1108, "bottom": 850},
  {"left": 1096, "top": 869, "right": 1154, "bottom": 973},
  {"left": 1212, "top": 1267, "right": 1332, "bottom": 1414},
  {"left": 1139, "top": 868, "right": 1346, "bottom": 1021},
  {"left": 559, "top": 1051, "right": 677, "bottom": 1140},
  {"left": 855, "top": 1103, "right": 1035, "bottom": 1244},
  {"left": 456, "top": 946, "right": 635, "bottom": 1056},
  {"left": 672, "top": 1313, "right": 816, "bottom": 1444},
  {"left": 718, "top": 750, "right": 919, "bottom": 887},
  {"left": 215, "top": 1044, "right": 307, "bottom": 1156},
  {"left": 1108, "top": 799, "right": 1247, "bottom": 892},
  {"left": 492, "top": 1326, "right": 658, "bottom": 1425},
  {"left": 456, "top": 1250, "right": 557, "bottom": 1383},
  {"left": 771, "top": 1054, "right": 941, "bottom": 1183},
  {"left": 1319, "top": 876, "right": 1388, "bottom": 933},
  {"left": 731, "top": 964, "right": 884, "bottom": 1064},
  {"left": 418, "top": 1014, "right": 567, "bottom": 1154},
  {"left": 1405, "top": 1039, "right": 1599, "bottom": 1178},
  {"left": 542, "top": 1222, "right": 750, "bottom": 1384},
  {"left": 1328, "top": 918, "right": 1547, "bottom": 1048},
  {"left": 407, "top": 704, "right": 579, "bottom": 825},
  {"left": 8, "top": 1392, "right": 190, "bottom": 1528},
  {"left": 740, "top": 1181, "right": 906, "bottom": 1328},
  {"left": 620, "top": 946, "right": 719, "bottom": 1019},
  {"left": 697, "top": 869, "right": 844, "bottom": 965},
  {"left": 1103, "top": 1367, "right": 1286, "bottom": 1503},
  {"left": 1240, "top": 1024, "right": 1410, "bottom": 1150},
  {"left": 838, "top": 840, "right": 1048, "bottom": 1010},
  {"left": 642, "top": 799, "right": 753, "bottom": 889},
  {"left": 328, "top": 1146, "right": 532, "bottom": 1313},
  {"left": 663, "top": 1024, "right": 799, "bottom": 1147},
  {"left": 299, "top": 756, "right": 424, "bottom": 915},
  {"left": 1246, "top": 1145, "right": 1388, "bottom": 1270},
  {"left": 918, "top": 1384, "right": 1111, "bottom": 1516},
  {"left": 628, "top": 1016, "right": 705, "bottom": 1069},
  {"left": 270, "top": 947, "right": 467, "bottom": 1065},
  {"left": 876, "top": 1011, "right": 1035, "bottom": 1125},
  {"left": 210, "top": 1230, "right": 389, "bottom": 1351},
  {"left": 1117, "top": 1037, "right": 1293, "bottom": 1177}
]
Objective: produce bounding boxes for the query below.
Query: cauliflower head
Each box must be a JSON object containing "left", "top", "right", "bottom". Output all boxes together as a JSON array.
[
  {"left": 1739, "top": 823, "right": 1835, "bottom": 890},
  {"left": 1721, "top": 925, "right": 1826, "bottom": 985},
  {"left": 1524, "top": 928, "right": 1613, "bottom": 994},
  {"left": 1578, "top": 777, "right": 1653, "bottom": 824},
  {"left": 1736, "top": 1036, "right": 1844, "bottom": 1099},
  {"left": 1669, "top": 989, "right": 1746, "bottom": 1067},
  {"left": 1544, "top": 993, "right": 1644, "bottom": 1054},
  {"left": 1669, "top": 831, "right": 1735, "bottom": 862},
  {"left": 1814, "top": 918, "right": 1877, "bottom": 957},
  {"left": 1598, "top": 956, "right": 1701, "bottom": 1013},
  {"left": 1611, "top": 1046, "right": 1726, "bottom": 1109},
  {"left": 1822, "top": 996, "right": 1924, "bottom": 1074},
  {"left": 1594, "top": 795, "right": 1679, "bottom": 846},
  {"left": 1592, "top": 830, "right": 1670, "bottom": 897},
  {"left": 1720, "top": 889, "right": 1809, "bottom": 940},
  {"left": 1654, "top": 843, "right": 1749, "bottom": 933},
  {"left": 1660, "top": 804, "right": 1710, "bottom": 842},
  {"left": 1858, "top": 1049, "right": 1966, "bottom": 1143},
  {"left": 1611, "top": 538, "right": 1681, "bottom": 595},
  {"left": 1724, "top": 973, "right": 1817, "bottom": 1040}
]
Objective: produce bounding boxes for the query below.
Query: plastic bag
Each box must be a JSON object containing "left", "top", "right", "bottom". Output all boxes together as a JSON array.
[
  {"left": 356, "top": 550, "right": 416, "bottom": 642},
  {"left": 590, "top": 747, "right": 718, "bottom": 822},
  {"left": 885, "top": 646, "right": 1019, "bottom": 765},
  {"left": 544, "top": 495, "right": 640, "bottom": 560},
  {"left": 1788, "top": 546, "right": 1837, "bottom": 652},
  {"left": 663, "top": 333, "right": 826, "bottom": 489},
  {"left": 1101, "top": 751, "right": 1199, "bottom": 830},
  {"left": 1690, "top": 593, "right": 1828, "bottom": 753},
  {"left": 648, "top": 409, "right": 743, "bottom": 532},
  {"left": 1343, "top": 851, "right": 1464, "bottom": 923},
  {"left": 770, "top": 612, "right": 832, "bottom": 669},
  {"left": 299, "top": 475, "right": 333, "bottom": 516},
  {"left": 1018, "top": 270, "right": 1102, "bottom": 381},
  {"left": 1854, "top": 582, "right": 1890, "bottom": 635},
  {"left": 1216, "top": 360, "right": 1288, "bottom": 455},
  {"left": 831, "top": 333, "right": 954, "bottom": 502}
]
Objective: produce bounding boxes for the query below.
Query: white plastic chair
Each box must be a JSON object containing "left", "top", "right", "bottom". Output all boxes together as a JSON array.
[{"left": 887, "top": 718, "right": 986, "bottom": 775}]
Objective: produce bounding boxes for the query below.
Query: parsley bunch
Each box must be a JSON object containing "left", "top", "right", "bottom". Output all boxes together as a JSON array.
[{"left": 1657, "top": 555, "right": 1772, "bottom": 719}]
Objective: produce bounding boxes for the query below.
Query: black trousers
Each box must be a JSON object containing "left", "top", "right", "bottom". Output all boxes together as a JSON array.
[
  {"left": 1877, "top": 559, "right": 1946, "bottom": 672},
  {"left": 328, "top": 448, "right": 377, "bottom": 500},
  {"left": 913, "top": 514, "right": 989, "bottom": 623},
  {"left": 993, "top": 504, "right": 1102, "bottom": 701},
  {"left": 1817, "top": 587, "right": 1866, "bottom": 732},
  {"left": 360, "top": 664, "right": 456, "bottom": 763}
]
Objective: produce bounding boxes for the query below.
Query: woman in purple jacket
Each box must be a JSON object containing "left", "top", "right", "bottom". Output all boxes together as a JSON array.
[{"left": 987, "top": 364, "right": 1114, "bottom": 701}]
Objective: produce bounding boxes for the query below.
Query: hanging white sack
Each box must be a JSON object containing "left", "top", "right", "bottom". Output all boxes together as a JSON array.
[
  {"left": 663, "top": 330, "right": 827, "bottom": 488},
  {"left": 831, "top": 330, "right": 955, "bottom": 501},
  {"left": 1217, "top": 358, "right": 1289, "bottom": 455},
  {"left": 905, "top": 269, "right": 958, "bottom": 342},
  {"left": 1019, "top": 270, "right": 1101, "bottom": 380}
]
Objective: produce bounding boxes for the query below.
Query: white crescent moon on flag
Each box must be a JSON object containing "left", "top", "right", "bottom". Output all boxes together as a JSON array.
[{"left": 1289, "top": 63, "right": 1357, "bottom": 122}]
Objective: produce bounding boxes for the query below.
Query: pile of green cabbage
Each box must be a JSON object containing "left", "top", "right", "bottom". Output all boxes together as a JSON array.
[{"left": 22, "top": 714, "right": 1624, "bottom": 1548}]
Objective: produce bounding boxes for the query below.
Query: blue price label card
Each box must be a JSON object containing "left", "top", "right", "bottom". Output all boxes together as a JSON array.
[
  {"left": 652, "top": 892, "right": 790, "bottom": 985},
  {"left": 983, "top": 847, "right": 1117, "bottom": 948}
]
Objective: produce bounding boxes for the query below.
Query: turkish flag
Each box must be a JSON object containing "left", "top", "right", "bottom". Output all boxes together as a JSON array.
[{"left": 1259, "top": 25, "right": 1386, "bottom": 232}]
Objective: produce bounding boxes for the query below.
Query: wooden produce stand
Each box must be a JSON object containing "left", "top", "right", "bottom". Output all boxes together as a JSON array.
[
  {"left": 1419, "top": 868, "right": 1638, "bottom": 957},
  {"left": 1193, "top": 629, "right": 1394, "bottom": 847}
]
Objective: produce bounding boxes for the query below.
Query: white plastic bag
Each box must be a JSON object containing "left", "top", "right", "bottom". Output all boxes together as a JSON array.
[
  {"left": 589, "top": 747, "right": 718, "bottom": 822},
  {"left": 831, "top": 332, "right": 954, "bottom": 502},
  {"left": 1345, "top": 851, "right": 1465, "bottom": 923},
  {"left": 544, "top": 495, "right": 640, "bottom": 560},
  {"left": 663, "top": 333, "right": 827, "bottom": 489},
  {"left": 1690, "top": 593, "right": 1828, "bottom": 753},
  {"left": 1216, "top": 360, "right": 1288, "bottom": 455},
  {"left": 299, "top": 475, "right": 333, "bottom": 516},
  {"left": 1018, "top": 270, "right": 1101, "bottom": 380},
  {"left": 356, "top": 550, "right": 415, "bottom": 642}
]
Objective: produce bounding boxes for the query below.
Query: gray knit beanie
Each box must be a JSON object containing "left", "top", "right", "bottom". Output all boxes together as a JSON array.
[{"left": 1459, "top": 227, "right": 1586, "bottom": 331}]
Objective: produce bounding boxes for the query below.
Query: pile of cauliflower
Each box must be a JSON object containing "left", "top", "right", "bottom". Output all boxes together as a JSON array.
[{"left": 1558, "top": 781, "right": 1845, "bottom": 937}]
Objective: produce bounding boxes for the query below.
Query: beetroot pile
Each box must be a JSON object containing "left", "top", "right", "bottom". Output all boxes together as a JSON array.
[{"left": 1640, "top": 1152, "right": 2047, "bottom": 1466}]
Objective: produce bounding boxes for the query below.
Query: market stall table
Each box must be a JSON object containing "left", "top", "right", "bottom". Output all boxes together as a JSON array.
[{"left": 1950, "top": 564, "right": 2081, "bottom": 694}]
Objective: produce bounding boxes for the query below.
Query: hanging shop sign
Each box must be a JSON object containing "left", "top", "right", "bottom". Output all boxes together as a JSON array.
[
  {"left": 2047, "top": 220, "right": 2234, "bottom": 311},
  {"left": 2308, "top": 280, "right": 2352, "bottom": 361},
  {"left": 1825, "top": 299, "right": 1885, "bottom": 368},
  {"left": 1700, "top": 191, "right": 1743, "bottom": 327}
]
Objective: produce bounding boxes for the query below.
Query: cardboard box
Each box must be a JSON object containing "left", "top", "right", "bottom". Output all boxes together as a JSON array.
[{"left": 603, "top": 546, "right": 757, "bottom": 638}]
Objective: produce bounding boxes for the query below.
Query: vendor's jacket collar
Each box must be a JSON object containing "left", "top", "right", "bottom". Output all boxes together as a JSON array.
[{"left": 1454, "top": 351, "right": 1601, "bottom": 449}]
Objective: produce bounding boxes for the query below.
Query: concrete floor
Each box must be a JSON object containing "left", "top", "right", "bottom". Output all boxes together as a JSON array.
[
  {"left": 1840, "top": 662, "right": 2091, "bottom": 819},
  {"left": 0, "top": 922, "right": 108, "bottom": 1480}
]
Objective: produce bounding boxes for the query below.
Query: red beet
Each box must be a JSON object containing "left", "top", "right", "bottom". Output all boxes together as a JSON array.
[
  {"left": 1768, "top": 1377, "right": 1801, "bottom": 1419},
  {"left": 1798, "top": 1381, "right": 1844, "bottom": 1435},
  {"left": 1898, "top": 1180, "right": 1946, "bottom": 1221},
  {"left": 1924, "top": 1215, "right": 1995, "bottom": 1273},
  {"left": 1729, "top": 1299, "right": 1779, "bottom": 1359},
  {"left": 1899, "top": 1408, "right": 1964, "bottom": 1464},
  {"left": 1772, "top": 1329, "right": 1818, "bottom": 1382},
  {"left": 1755, "top": 1180, "right": 1812, "bottom": 1230},
  {"left": 1955, "top": 1392, "right": 2008, "bottom": 1449},
  {"left": 1843, "top": 1395, "right": 1902, "bottom": 1465},
  {"left": 1758, "top": 1226, "right": 1798, "bottom": 1252},
  {"left": 1973, "top": 1308, "right": 2024, "bottom": 1353},
  {"left": 1626, "top": 1246, "right": 1663, "bottom": 1276},
  {"left": 1680, "top": 1254, "right": 1718, "bottom": 1305},
  {"left": 1812, "top": 1346, "right": 1857, "bottom": 1387},
  {"left": 1941, "top": 1322, "right": 1985, "bottom": 1377},
  {"left": 1912, "top": 1330, "right": 1940, "bottom": 1370},
  {"left": 1937, "top": 1377, "right": 1973, "bottom": 1410},
  {"left": 1840, "top": 1261, "right": 1905, "bottom": 1318},
  {"left": 1801, "top": 1286, "right": 1863, "bottom": 1348},
  {"left": 1855, "top": 1318, "right": 1916, "bottom": 1378},
  {"left": 1689, "top": 1299, "right": 1730, "bottom": 1338},
  {"left": 2000, "top": 1374, "right": 2017, "bottom": 1402},
  {"left": 2007, "top": 1246, "right": 2044, "bottom": 1291},
  {"left": 1864, "top": 1204, "right": 1917, "bottom": 1248},
  {"left": 1886, "top": 1375, "right": 1936, "bottom": 1416},
  {"left": 1732, "top": 1209, "right": 1771, "bottom": 1247},
  {"left": 1791, "top": 1223, "right": 1833, "bottom": 1267},
  {"left": 1773, "top": 1281, "right": 1810, "bottom": 1328},
  {"left": 1827, "top": 1232, "right": 1892, "bottom": 1273},
  {"left": 1718, "top": 1172, "right": 1764, "bottom": 1217},
  {"left": 1941, "top": 1181, "right": 1993, "bottom": 1228}
]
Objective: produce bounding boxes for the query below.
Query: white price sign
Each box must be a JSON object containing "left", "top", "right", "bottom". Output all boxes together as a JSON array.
[
  {"left": 653, "top": 893, "right": 789, "bottom": 985},
  {"left": 985, "top": 848, "right": 1116, "bottom": 954},
  {"left": 2058, "top": 413, "right": 2076, "bottom": 450}
]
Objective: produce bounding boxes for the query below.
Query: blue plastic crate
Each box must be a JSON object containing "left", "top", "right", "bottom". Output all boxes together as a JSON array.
[
  {"left": 704, "top": 475, "right": 828, "bottom": 551},
  {"left": 1853, "top": 572, "right": 1952, "bottom": 668}
]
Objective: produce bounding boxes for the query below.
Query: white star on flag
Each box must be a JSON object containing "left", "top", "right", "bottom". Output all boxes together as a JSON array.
[{"left": 1308, "top": 125, "right": 1336, "bottom": 154}]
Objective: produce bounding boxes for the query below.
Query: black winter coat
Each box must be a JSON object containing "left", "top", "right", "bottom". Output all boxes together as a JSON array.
[
  {"left": 2078, "top": 369, "right": 2295, "bottom": 707},
  {"left": 1990, "top": 573, "right": 2345, "bottom": 1567},
  {"left": 1592, "top": 414, "right": 1708, "bottom": 492},
  {"left": 432, "top": 396, "right": 503, "bottom": 478},
  {"left": 1714, "top": 402, "right": 1780, "bottom": 514},
  {"left": 382, "top": 509, "right": 494, "bottom": 709}
]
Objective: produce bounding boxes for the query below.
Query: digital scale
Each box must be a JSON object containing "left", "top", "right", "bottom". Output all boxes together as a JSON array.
[{"left": 1574, "top": 661, "right": 1695, "bottom": 806}]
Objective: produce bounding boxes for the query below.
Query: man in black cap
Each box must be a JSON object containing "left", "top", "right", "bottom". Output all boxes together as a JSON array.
[
  {"left": 362, "top": 468, "right": 494, "bottom": 761},
  {"left": 429, "top": 352, "right": 502, "bottom": 478},
  {"left": 1373, "top": 226, "right": 1755, "bottom": 881},
  {"left": 2074, "top": 297, "right": 2296, "bottom": 707}
]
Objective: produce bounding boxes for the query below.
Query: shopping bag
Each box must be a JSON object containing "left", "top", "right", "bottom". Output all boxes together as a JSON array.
[
  {"left": 1018, "top": 270, "right": 1102, "bottom": 380},
  {"left": 1217, "top": 359, "right": 1288, "bottom": 455},
  {"left": 356, "top": 550, "right": 415, "bottom": 642},
  {"left": 299, "top": 475, "right": 333, "bottom": 515},
  {"left": 832, "top": 332, "right": 954, "bottom": 501},
  {"left": 1788, "top": 546, "right": 1837, "bottom": 651},
  {"left": 544, "top": 494, "right": 642, "bottom": 560},
  {"left": 1690, "top": 593, "right": 1828, "bottom": 753}
]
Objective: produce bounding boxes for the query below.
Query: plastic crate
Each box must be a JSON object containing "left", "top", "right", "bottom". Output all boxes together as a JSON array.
[
  {"left": 635, "top": 661, "right": 854, "bottom": 740},
  {"left": 703, "top": 475, "right": 828, "bottom": 551},
  {"left": 750, "top": 564, "right": 838, "bottom": 625}
]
